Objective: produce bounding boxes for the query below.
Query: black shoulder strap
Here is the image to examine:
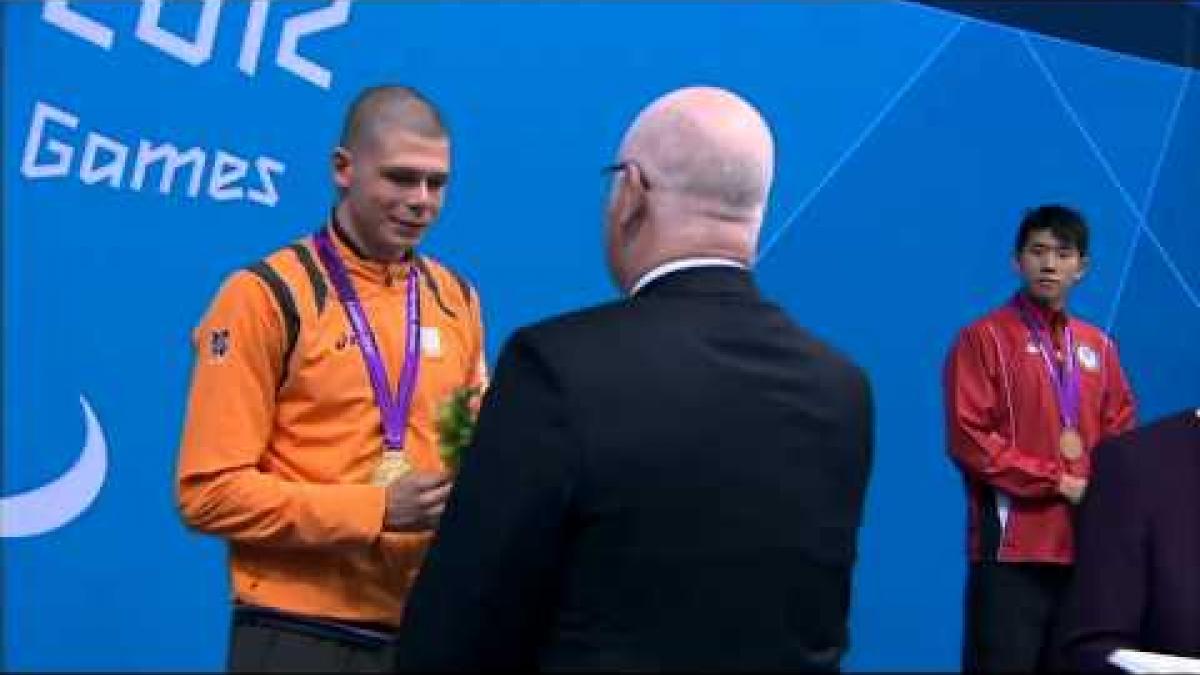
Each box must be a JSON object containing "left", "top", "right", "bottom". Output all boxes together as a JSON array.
[
  {"left": 414, "top": 256, "right": 474, "bottom": 321},
  {"left": 288, "top": 242, "right": 328, "bottom": 315},
  {"left": 245, "top": 261, "right": 300, "bottom": 387},
  {"left": 414, "top": 256, "right": 458, "bottom": 319},
  {"left": 444, "top": 263, "right": 475, "bottom": 309}
]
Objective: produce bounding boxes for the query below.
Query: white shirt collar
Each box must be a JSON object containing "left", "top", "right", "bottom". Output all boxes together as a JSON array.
[{"left": 629, "top": 257, "right": 748, "bottom": 296}]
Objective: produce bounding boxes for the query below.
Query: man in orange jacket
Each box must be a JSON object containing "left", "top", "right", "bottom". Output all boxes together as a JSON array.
[
  {"left": 944, "top": 204, "right": 1136, "bottom": 672},
  {"left": 176, "top": 85, "right": 487, "bottom": 672}
]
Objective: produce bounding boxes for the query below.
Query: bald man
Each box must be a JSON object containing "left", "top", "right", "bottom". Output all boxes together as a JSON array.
[
  {"left": 394, "top": 86, "right": 874, "bottom": 671},
  {"left": 176, "top": 85, "right": 488, "bottom": 672}
]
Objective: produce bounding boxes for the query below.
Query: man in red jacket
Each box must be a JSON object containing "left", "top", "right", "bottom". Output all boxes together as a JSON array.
[{"left": 944, "top": 204, "right": 1137, "bottom": 673}]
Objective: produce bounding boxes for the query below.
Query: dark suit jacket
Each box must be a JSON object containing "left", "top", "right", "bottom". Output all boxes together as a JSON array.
[
  {"left": 393, "top": 266, "right": 873, "bottom": 672},
  {"left": 1055, "top": 409, "right": 1200, "bottom": 672}
]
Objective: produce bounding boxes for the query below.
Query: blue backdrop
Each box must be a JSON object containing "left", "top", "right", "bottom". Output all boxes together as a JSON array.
[{"left": 4, "top": 2, "right": 1197, "bottom": 671}]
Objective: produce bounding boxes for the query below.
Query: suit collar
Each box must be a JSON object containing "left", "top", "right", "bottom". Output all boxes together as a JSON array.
[
  {"left": 629, "top": 257, "right": 747, "bottom": 296},
  {"left": 632, "top": 263, "right": 759, "bottom": 300}
]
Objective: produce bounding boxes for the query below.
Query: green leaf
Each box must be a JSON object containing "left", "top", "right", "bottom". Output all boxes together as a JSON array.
[{"left": 436, "top": 385, "right": 481, "bottom": 470}]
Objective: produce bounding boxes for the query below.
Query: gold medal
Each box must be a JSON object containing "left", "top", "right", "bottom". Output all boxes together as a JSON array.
[
  {"left": 369, "top": 450, "right": 411, "bottom": 486},
  {"left": 1059, "top": 428, "right": 1083, "bottom": 461}
]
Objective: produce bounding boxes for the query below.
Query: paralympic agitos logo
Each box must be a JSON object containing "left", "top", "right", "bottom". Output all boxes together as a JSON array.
[{"left": 0, "top": 397, "right": 108, "bottom": 539}]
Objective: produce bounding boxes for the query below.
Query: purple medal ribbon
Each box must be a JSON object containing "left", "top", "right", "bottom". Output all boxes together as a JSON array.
[
  {"left": 1014, "top": 294, "right": 1080, "bottom": 430},
  {"left": 314, "top": 228, "right": 421, "bottom": 451}
]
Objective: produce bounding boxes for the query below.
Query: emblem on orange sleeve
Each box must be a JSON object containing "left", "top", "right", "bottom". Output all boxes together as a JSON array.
[{"left": 209, "top": 328, "right": 231, "bottom": 362}]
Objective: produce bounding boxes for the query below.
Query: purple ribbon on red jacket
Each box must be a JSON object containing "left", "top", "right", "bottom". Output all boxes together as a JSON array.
[
  {"left": 1013, "top": 293, "right": 1080, "bottom": 431},
  {"left": 314, "top": 227, "right": 421, "bottom": 451}
]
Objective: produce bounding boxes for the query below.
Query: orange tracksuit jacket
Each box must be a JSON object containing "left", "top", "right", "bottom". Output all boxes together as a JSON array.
[{"left": 176, "top": 225, "right": 486, "bottom": 626}]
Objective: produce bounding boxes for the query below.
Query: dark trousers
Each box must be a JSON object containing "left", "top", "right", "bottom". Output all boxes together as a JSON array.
[
  {"left": 962, "top": 561, "right": 1072, "bottom": 673},
  {"left": 228, "top": 609, "right": 394, "bottom": 673}
]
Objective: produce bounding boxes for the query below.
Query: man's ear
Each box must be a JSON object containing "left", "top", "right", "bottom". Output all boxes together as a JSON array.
[
  {"left": 332, "top": 147, "right": 353, "bottom": 191},
  {"left": 617, "top": 164, "right": 648, "bottom": 238}
]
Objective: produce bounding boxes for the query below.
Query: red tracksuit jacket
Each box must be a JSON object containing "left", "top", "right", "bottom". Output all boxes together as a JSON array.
[{"left": 944, "top": 293, "right": 1137, "bottom": 563}]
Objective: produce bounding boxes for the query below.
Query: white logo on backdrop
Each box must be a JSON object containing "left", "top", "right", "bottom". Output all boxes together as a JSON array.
[
  {"left": 30, "top": 0, "right": 355, "bottom": 206},
  {"left": 42, "top": 0, "right": 352, "bottom": 90},
  {"left": 0, "top": 396, "right": 109, "bottom": 538},
  {"left": 21, "top": 100, "right": 285, "bottom": 207}
]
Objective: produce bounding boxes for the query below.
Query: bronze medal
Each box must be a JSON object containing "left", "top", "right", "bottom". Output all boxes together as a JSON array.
[{"left": 1059, "top": 428, "right": 1083, "bottom": 461}]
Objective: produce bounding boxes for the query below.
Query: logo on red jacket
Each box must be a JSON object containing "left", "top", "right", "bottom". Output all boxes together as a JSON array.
[{"left": 1076, "top": 344, "right": 1099, "bottom": 371}]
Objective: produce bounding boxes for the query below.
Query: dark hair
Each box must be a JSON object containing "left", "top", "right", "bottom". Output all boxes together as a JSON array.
[
  {"left": 1014, "top": 204, "right": 1089, "bottom": 256},
  {"left": 339, "top": 85, "right": 447, "bottom": 150}
]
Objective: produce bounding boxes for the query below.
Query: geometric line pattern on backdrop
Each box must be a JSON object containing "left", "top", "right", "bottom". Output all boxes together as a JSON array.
[
  {"left": 1104, "top": 69, "right": 1193, "bottom": 332},
  {"left": 1020, "top": 31, "right": 1200, "bottom": 316},
  {"left": 756, "top": 18, "right": 968, "bottom": 263}
]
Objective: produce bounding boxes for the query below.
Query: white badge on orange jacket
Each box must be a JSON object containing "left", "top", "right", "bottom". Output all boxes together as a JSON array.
[{"left": 421, "top": 327, "right": 442, "bottom": 358}]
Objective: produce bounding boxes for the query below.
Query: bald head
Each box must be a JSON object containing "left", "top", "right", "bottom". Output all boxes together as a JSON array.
[
  {"left": 619, "top": 86, "right": 774, "bottom": 220},
  {"left": 340, "top": 85, "right": 447, "bottom": 152},
  {"left": 605, "top": 87, "right": 776, "bottom": 292}
]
